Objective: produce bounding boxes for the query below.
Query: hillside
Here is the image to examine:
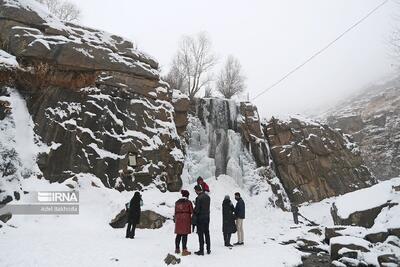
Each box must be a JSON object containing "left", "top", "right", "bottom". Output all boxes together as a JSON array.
[{"left": 321, "top": 76, "right": 400, "bottom": 180}]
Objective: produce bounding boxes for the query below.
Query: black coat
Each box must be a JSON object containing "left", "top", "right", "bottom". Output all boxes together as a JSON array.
[
  {"left": 127, "top": 193, "right": 141, "bottom": 224},
  {"left": 194, "top": 192, "right": 210, "bottom": 224},
  {"left": 222, "top": 199, "right": 236, "bottom": 234},
  {"left": 235, "top": 198, "right": 245, "bottom": 219}
]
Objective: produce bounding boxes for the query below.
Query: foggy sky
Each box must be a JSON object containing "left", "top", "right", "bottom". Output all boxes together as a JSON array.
[{"left": 69, "top": 0, "right": 396, "bottom": 118}]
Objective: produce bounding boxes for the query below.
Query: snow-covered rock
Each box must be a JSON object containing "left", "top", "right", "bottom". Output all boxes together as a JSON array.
[
  {"left": 330, "top": 178, "right": 400, "bottom": 229},
  {"left": 264, "top": 116, "right": 375, "bottom": 204},
  {"left": 0, "top": 0, "right": 184, "bottom": 195}
]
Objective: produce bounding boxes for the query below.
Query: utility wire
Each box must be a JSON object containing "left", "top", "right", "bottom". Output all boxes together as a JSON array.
[{"left": 251, "top": 0, "right": 390, "bottom": 101}]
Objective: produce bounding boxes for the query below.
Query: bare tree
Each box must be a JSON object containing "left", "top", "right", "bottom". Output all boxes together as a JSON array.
[
  {"left": 167, "top": 32, "right": 217, "bottom": 99},
  {"left": 37, "top": 0, "right": 81, "bottom": 22},
  {"left": 216, "top": 55, "right": 246, "bottom": 99},
  {"left": 163, "top": 59, "right": 186, "bottom": 92}
]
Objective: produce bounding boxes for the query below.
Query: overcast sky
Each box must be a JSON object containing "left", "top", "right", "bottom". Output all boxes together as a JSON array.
[{"left": 70, "top": 0, "right": 396, "bottom": 118}]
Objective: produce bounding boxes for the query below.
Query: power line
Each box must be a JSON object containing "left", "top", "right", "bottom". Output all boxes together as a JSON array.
[{"left": 251, "top": 0, "right": 390, "bottom": 101}]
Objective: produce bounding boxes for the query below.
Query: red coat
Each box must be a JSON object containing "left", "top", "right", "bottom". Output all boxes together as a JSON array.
[{"left": 174, "top": 198, "right": 193, "bottom": 235}]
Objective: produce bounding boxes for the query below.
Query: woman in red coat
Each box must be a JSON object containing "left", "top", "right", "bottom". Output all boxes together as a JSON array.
[{"left": 174, "top": 190, "right": 193, "bottom": 256}]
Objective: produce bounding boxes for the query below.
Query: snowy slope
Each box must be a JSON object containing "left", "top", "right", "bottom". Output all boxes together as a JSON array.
[{"left": 0, "top": 173, "right": 306, "bottom": 267}]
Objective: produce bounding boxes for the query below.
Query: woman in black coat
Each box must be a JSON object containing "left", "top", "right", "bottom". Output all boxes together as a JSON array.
[
  {"left": 126, "top": 192, "right": 142, "bottom": 239},
  {"left": 222, "top": 195, "right": 236, "bottom": 247}
]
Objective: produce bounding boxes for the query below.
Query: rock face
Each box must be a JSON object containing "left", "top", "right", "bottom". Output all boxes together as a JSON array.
[
  {"left": 172, "top": 90, "right": 190, "bottom": 137},
  {"left": 264, "top": 116, "right": 375, "bottom": 204},
  {"left": 0, "top": 0, "right": 184, "bottom": 194},
  {"left": 323, "top": 77, "right": 400, "bottom": 180}
]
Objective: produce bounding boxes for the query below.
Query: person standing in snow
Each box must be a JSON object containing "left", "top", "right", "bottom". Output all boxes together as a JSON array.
[
  {"left": 291, "top": 204, "right": 299, "bottom": 224},
  {"left": 197, "top": 177, "right": 210, "bottom": 193},
  {"left": 174, "top": 190, "right": 193, "bottom": 256},
  {"left": 126, "top": 192, "right": 142, "bottom": 239},
  {"left": 222, "top": 195, "right": 236, "bottom": 247},
  {"left": 193, "top": 185, "right": 211, "bottom": 255},
  {"left": 234, "top": 192, "right": 245, "bottom": 245}
]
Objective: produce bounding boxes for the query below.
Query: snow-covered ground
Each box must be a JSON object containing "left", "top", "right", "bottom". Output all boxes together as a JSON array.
[{"left": 0, "top": 173, "right": 309, "bottom": 267}]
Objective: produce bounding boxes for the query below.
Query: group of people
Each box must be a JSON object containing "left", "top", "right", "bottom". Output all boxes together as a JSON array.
[
  {"left": 173, "top": 177, "right": 246, "bottom": 256},
  {"left": 124, "top": 176, "right": 246, "bottom": 257}
]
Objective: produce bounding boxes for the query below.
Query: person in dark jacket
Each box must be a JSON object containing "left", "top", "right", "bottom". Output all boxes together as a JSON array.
[
  {"left": 222, "top": 195, "right": 236, "bottom": 247},
  {"left": 197, "top": 177, "right": 210, "bottom": 193},
  {"left": 126, "top": 192, "right": 142, "bottom": 239},
  {"left": 174, "top": 190, "right": 193, "bottom": 256},
  {"left": 291, "top": 204, "right": 299, "bottom": 224},
  {"left": 193, "top": 185, "right": 211, "bottom": 255},
  {"left": 234, "top": 192, "right": 245, "bottom": 245}
]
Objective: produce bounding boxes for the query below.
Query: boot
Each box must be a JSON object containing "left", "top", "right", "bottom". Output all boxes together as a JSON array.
[
  {"left": 175, "top": 248, "right": 181, "bottom": 254},
  {"left": 194, "top": 251, "right": 204, "bottom": 256},
  {"left": 182, "top": 249, "right": 191, "bottom": 256}
]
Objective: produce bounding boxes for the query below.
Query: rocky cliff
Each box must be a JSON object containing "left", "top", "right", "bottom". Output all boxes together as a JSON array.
[
  {"left": 264, "top": 116, "right": 375, "bottom": 205},
  {"left": 0, "top": 0, "right": 379, "bottom": 209},
  {"left": 322, "top": 76, "right": 400, "bottom": 180},
  {"left": 0, "top": 0, "right": 184, "bottom": 204}
]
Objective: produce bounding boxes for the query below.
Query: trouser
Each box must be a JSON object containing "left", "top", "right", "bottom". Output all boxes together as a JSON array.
[
  {"left": 175, "top": 234, "right": 188, "bottom": 250},
  {"left": 223, "top": 233, "right": 232, "bottom": 245},
  {"left": 235, "top": 219, "right": 244, "bottom": 243},
  {"left": 197, "top": 220, "right": 210, "bottom": 252},
  {"left": 126, "top": 222, "right": 136, "bottom": 238},
  {"left": 293, "top": 212, "right": 299, "bottom": 224}
]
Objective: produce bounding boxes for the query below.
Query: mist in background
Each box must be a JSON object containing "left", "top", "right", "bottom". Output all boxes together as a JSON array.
[{"left": 69, "top": 0, "right": 396, "bottom": 118}]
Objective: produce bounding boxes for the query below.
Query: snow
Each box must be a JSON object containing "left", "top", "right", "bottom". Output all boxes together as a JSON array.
[
  {"left": 3, "top": 0, "right": 68, "bottom": 31},
  {"left": 88, "top": 143, "right": 124, "bottom": 160},
  {"left": 334, "top": 178, "right": 400, "bottom": 219},
  {"left": 172, "top": 89, "right": 189, "bottom": 103},
  {"left": 0, "top": 172, "right": 308, "bottom": 267},
  {"left": 330, "top": 236, "right": 371, "bottom": 248},
  {"left": 0, "top": 49, "right": 19, "bottom": 69},
  {"left": 170, "top": 147, "right": 184, "bottom": 162}
]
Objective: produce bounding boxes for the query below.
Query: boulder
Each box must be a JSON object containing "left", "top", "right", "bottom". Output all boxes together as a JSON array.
[
  {"left": 300, "top": 252, "right": 330, "bottom": 267},
  {"left": 388, "top": 228, "right": 400, "bottom": 239},
  {"left": 336, "top": 257, "right": 368, "bottom": 267},
  {"left": 364, "top": 231, "right": 390, "bottom": 243},
  {"left": 325, "top": 227, "right": 347, "bottom": 243},
  {"left": 295, "top": 238, "right": 325, "bottom": 253},
  {"left": 377, "top": 254, "right": 400, "bottom": 267},
  {"left": 385, "top": 235, "right": 400, "bottom": 248},
  {"left": 0, "top": 212, "right": 12, "bottom": 223},
  {"left": 109, "top": 209, "right": 127, "bottom": 228},
  {"left": 308, "top": 227, "right": 323, "bottom": 236},
  {"left": 137, "top": 210, "right": 167, "bottom": 229},
  {"left": 331, "top": 202, "right": 398, "bottom": 229},
  {"left": 264, "top": 117, "right": 375, "bottom": 204},
  {"left": 109, "top": 209, "right": 167, "bottom": 229},
  {"left": 330, "top": 236, "right": 370, "bottom": 261},
  {"left": 164, "top": 254, "right": 181, "bottom": 265}
]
